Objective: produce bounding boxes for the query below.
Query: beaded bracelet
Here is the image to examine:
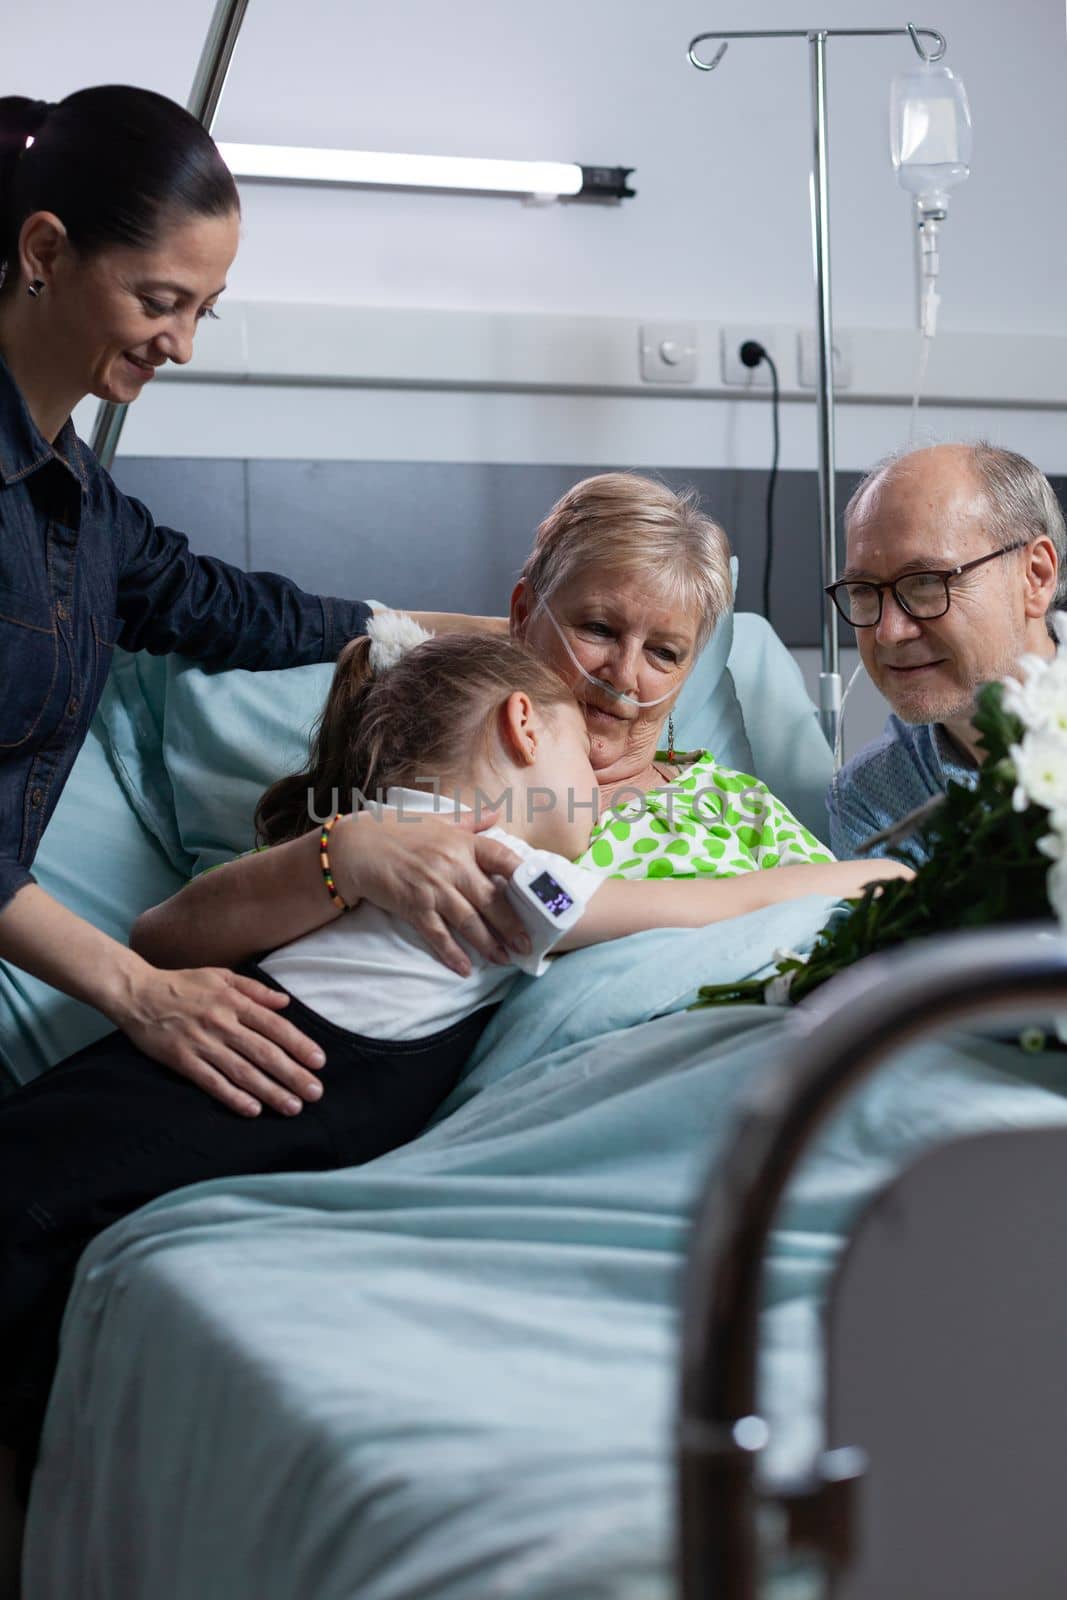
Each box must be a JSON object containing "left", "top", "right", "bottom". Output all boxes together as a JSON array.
[{"left": 319, "top": 812, "right": 349, "bottom": 912}]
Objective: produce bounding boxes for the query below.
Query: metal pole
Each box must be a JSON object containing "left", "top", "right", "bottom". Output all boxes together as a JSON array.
[
  {"left": 186, "top": 0, "right": 253, "bottom": 126},
  {"left": 809, "top": 30, "right": 841, "bottom": 753},
  {"left": 688, "top": 25, "right": 950, "bottom": 755},
  {"left": 89, "top": 0, "right": 253, "bottom": 470}
]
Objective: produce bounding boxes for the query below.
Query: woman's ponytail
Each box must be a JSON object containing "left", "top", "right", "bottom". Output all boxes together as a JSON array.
[
  {"left": 254, "top": 638, "right": 377, "bottom": 847},
  {"left": 0, "top": 98, "right": 51, "bottom": 281},
  {"left": 0, "top": 86, "right": 238, "bottom": 297}
]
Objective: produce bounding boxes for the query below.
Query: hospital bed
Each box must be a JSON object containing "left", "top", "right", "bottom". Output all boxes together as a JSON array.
[
  {"left": 679, "top": 925, "right": 1067, "bottom": 1600},
  {"left": 4, "top": 609, "right": 1067, "bottom": 1599}
]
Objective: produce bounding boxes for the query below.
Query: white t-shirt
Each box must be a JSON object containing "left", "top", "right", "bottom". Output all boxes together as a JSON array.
[{"left": 258, "top": 789, "right": 603, "bottom": 1042}]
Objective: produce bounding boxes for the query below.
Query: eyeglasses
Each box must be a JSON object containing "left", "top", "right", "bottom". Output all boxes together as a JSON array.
[{"left": 825, "top": 539, "right": 1031, "bottom": 627}]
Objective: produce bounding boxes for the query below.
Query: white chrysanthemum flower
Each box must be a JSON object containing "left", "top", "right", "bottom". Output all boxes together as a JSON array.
[
  {"left": 1003, "top": 656, "right": 1067, "bottom": 735},
  {"left": 1037, "top": 809, "right": 1067, "bottom": 861},
  {"left": 1010, "top": 731, "right": 1067, "bottom": 815},
  {"left": 366, "top": 609, "right": 435, "bottom": 675},
  {"left": 1001, "top": 669, "right": 1039, "bottom": 724}
]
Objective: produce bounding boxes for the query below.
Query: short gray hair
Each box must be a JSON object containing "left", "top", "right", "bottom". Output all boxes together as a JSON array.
[{"left": 845, "top": 441, "right": 1067, "bottom": 609}]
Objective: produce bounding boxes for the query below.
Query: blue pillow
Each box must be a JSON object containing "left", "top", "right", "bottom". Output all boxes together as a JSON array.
[
  {"left": 102, "top": 649, "right": 193, "bottom": 876},
  {"left": 0, "top": 718, "right": 187, "bottom": 1088},
  {"left": 662, "top": 555, "right": 754, "bottom": 773},
  {"left": 162, "top": 658, "right": 334, "bottom": 872},
  {"left": 727, "top": 613, "right": 834, "bottom": 844}
]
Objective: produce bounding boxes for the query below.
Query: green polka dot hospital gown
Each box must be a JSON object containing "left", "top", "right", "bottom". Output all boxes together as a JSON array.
[{"left": 576, "top": 750, "right": 833, "bottom": 879}]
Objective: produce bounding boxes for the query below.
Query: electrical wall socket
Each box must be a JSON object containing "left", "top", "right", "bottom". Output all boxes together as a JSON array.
[
  {"left": 721, "top": 327, "right": 785, "bottom": 387},
  {"left": 798, "top": 328, "right": 853, "bottom": 388},
  {"left": 639, "top": 323, "right": 698, "bottom": 383}
]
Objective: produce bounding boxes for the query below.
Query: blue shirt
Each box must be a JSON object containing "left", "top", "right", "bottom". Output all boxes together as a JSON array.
[
  {"left": 827, "top": 714, "right": 979, "bottom": 865},
  {"left": 0, "top": 354, "right": 371, "bottom": 913}
]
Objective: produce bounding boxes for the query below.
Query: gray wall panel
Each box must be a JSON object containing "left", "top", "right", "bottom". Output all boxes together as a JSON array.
[
  {"left": 110, "top": 458, "right": 1067, "bottom": 649},
  {"left": 244, "top": 460, "right": 844, "bottom": 643},
  {"left": 110, "top": 458, "right": 249, "bottom": 572},
  {"left": 246, "top": 460, "right": 546, "bottom": 619}
]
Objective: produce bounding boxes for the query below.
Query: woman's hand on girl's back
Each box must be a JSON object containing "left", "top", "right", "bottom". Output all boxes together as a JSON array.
[
  {"left": 119, "top": 965, "right": 331, "bottom": 1118},
  {"left": 329, "top": 808, "right": 531, "bottom": 977},
  {"left": 0, "top": 883, "right": 332, "bottom": 1118}
]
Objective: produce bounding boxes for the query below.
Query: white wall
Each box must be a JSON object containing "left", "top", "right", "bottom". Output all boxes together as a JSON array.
[
  {"left": 13, "top": 0, "right": 1066, "bottom": 331},
  {"left": 221, "top": 0, "right": 1067, "bottom": 337},
  {"left": 32, "top": 0, "right": 1060, "bottom": 474}
]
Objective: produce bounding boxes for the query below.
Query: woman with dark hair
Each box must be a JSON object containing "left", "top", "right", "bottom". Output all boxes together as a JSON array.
[{"left": 0, "top": 84, "right": 526, "bottom": 1113}]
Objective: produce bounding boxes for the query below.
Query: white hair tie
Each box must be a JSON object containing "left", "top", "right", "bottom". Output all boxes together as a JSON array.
[{"left": 366, "top": 609, "right": 435, "bottom": 676}]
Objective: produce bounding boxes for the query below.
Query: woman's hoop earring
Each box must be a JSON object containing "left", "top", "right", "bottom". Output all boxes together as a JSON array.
[{"left": 27, "top": 279, "right": 44, "bottom": 299}]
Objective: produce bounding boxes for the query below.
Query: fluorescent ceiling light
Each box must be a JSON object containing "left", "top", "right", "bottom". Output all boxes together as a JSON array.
[{"left": 218, "top": 142, "right": 584, "bottom": 199}]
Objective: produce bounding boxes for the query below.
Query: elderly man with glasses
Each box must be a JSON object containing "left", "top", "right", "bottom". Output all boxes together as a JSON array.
[{"left": 826, "top": 442, "right": 1065, "bottom": 863}]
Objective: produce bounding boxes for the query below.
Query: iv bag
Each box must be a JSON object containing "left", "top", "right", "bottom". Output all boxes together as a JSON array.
[{"left": 890, "top": 62, "right": 972, "bottom": 210}]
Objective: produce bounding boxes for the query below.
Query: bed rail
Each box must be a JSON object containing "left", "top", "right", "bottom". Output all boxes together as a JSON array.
[{"left": 676, "top": 923, "right": 1067, "bottom": 1599}]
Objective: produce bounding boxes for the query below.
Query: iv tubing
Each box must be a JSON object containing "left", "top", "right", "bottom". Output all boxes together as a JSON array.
[
  {"left": 833, "top": 659, "right": 866, "bottom": 770},
  {"left": 908, "top": 206, "right": 943, "bottom": 441},
  {"left": 909, "top": 332, "right": 933, "bottom": 445}
]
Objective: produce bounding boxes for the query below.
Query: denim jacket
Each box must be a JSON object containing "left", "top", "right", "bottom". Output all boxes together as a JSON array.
[{"left": 0, "top": 354, "right": 371, "bottom": 912}]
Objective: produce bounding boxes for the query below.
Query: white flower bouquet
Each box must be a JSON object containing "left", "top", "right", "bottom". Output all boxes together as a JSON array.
[
  {"left": 1005, "top": 614, "right": 1067, "bottom": 927},
  {"left": 696, "top": 617, "right": 1067, "bottom": 1015}
]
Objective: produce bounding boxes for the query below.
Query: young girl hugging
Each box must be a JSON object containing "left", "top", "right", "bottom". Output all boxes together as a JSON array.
[{"left": 0, "top": 618, "right": 608, "bottom": 1508}]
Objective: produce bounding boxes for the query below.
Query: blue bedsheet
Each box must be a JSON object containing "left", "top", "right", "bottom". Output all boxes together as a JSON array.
[{"left": 24, "top": 899, "right": 1067, "bottom": 1599}]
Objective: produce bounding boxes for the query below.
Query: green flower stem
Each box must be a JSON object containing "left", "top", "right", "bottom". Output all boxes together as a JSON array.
[{"left": 696, "top": 681, "right": 1057, "bottom": 1013}]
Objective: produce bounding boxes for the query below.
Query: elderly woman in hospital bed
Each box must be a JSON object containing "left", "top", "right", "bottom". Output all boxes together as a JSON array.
[
  {"left": 135, "top": 472, "right": 901, "bottom": 979},
  {"left": 509, "top": 473, "right": 835, "bottom": 879}
]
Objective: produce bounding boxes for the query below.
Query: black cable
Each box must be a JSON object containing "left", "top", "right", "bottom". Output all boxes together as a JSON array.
[
  {"left": 762, "top": 354, "right": 780, "bottom": 623},
  {"left": 739, "top": 340, "right": 781, "bottom": 625}
]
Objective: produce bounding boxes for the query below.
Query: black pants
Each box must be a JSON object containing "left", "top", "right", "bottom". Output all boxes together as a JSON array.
[{"left": 0, "top": 963, "right": 492, "bottom": 1495}]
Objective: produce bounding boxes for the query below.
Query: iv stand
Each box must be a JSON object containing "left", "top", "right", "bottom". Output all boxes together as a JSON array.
[
  {"left": 688, "top": 22, "right": 946, "bottom": 755},
  {"left": 89, "top": 0, "right": 253, "bottom": 471}
]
